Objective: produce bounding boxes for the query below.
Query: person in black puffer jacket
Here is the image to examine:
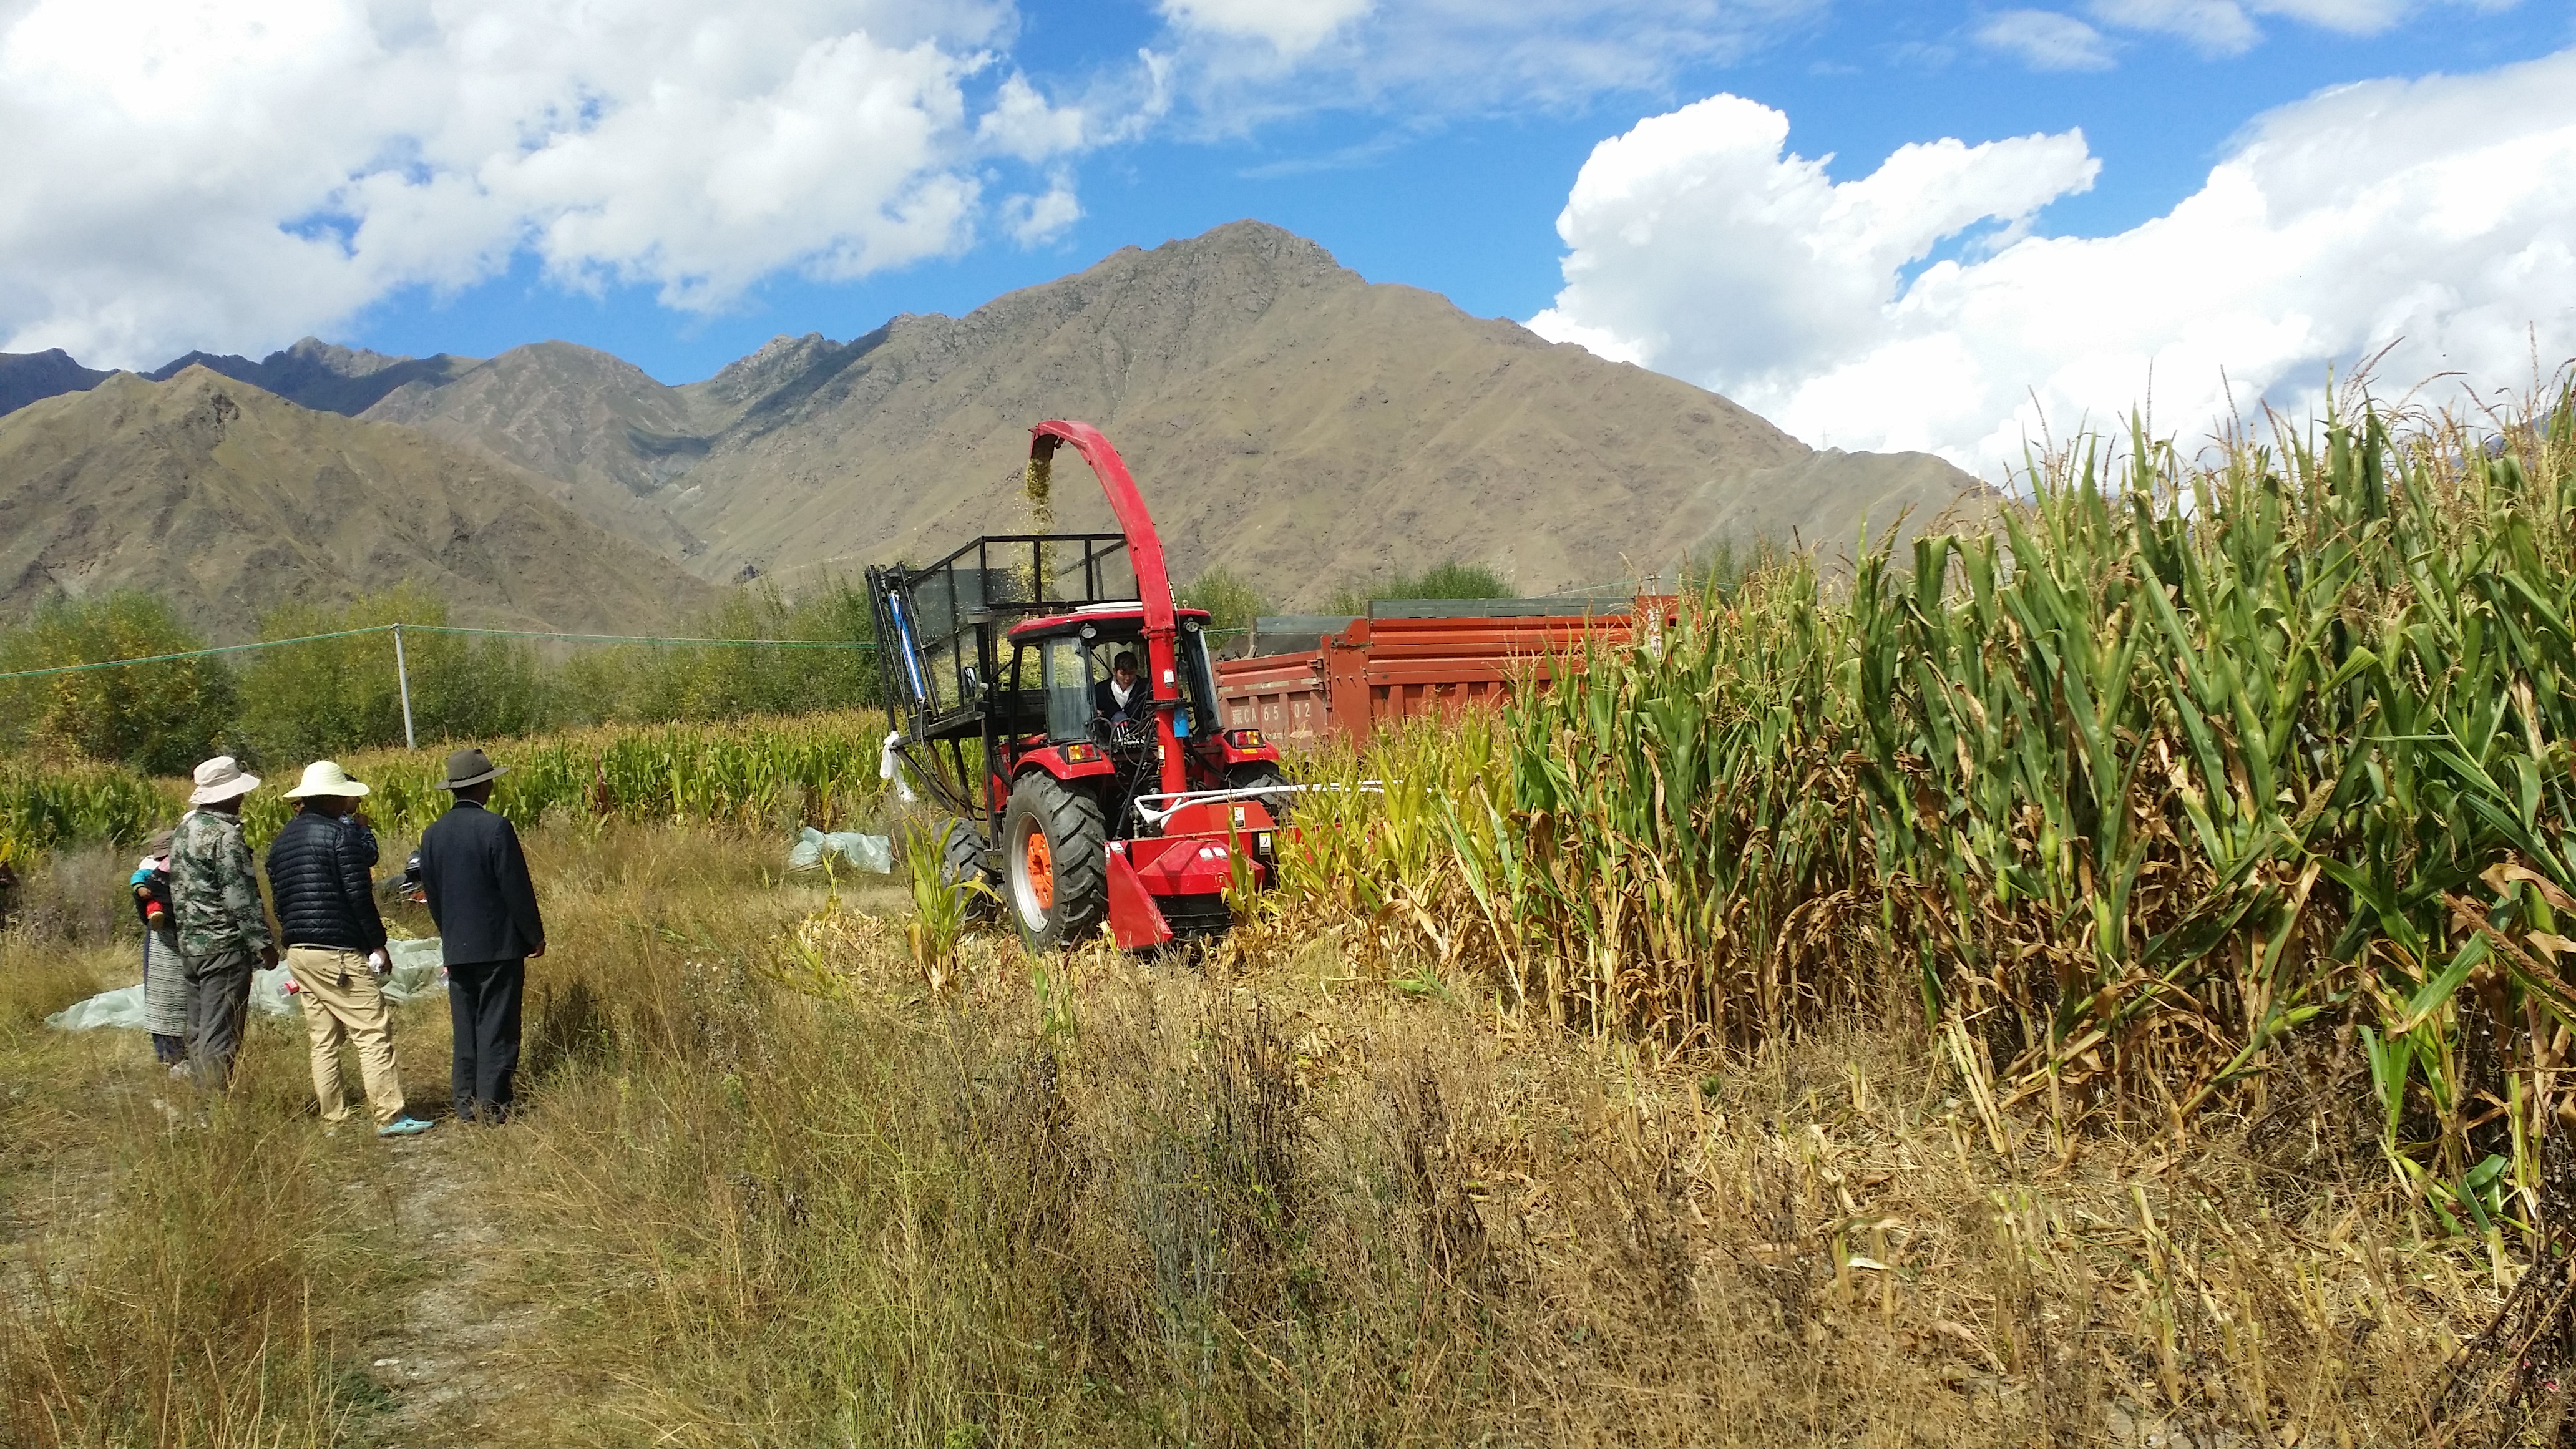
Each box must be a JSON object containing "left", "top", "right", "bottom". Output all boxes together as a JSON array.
[{"left": 265, "top": 761, "right": 431, "bottom": 1137}]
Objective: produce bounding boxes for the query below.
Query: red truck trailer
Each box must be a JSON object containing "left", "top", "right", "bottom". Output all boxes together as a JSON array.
[{"left": 1214, "top": 597, "right": 1675, "bottom": 747}]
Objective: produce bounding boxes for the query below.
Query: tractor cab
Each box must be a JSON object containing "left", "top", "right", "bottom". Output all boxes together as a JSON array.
[
  {"left": 992, "top": 605, "right": 1277, "bottom": 834},
  {"left": 867, "top": 421, "right": 1292, "bottom": 951}
]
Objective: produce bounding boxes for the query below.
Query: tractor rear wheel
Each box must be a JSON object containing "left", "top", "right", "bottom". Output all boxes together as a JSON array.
[
  {"left": 1228, "top": 763, "right": 1295, "bottom": 822},
  {"left": 1002, "top": 773, "right": 1108, "bottom": 950}
]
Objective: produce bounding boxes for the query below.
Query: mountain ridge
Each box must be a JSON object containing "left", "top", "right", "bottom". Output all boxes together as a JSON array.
[
  {"left": 0, "top": 368, "right": 713, "bottom": 641},
  {"left": 649, "top": 221, "right": 1984, "bottom": 603},
  {"left": 2, "top": 220, "right": 1989, "bottom": 614},
  {"left": 359, "top": 341, "right": 711, "bottom": 560},
  {"left": 0, "top": 349, "right": 113, "bottom": 418}
]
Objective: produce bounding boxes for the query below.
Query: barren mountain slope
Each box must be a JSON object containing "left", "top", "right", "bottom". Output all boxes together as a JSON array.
[
  {"left": 0, "top": 369, "right": 713, "bottom": 639},
  {"left": 665, "top": 222, "right": 1983, "bottom": 603},
  {"left": 674, "top": 332, "right": 844, "bottom": 432},
  {"left": 362, "top": 341, "right": 710, "bottom": 559},
  {"left": 1672, "top": 449, "right": 1994, "bottom": 564}
]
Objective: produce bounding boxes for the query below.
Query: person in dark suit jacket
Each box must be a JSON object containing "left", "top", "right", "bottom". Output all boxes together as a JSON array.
[
  {"left": 1093, "top": 650, "right": 1144, "bottom": 724},
  {"left": 417, "top": 748, "right": 544, "bottom": 1124}
]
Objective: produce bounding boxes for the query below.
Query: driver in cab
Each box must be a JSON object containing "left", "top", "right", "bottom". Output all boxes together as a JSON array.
[{"left": 1094, "top": 650, "right": 1144, "bottom": 724}]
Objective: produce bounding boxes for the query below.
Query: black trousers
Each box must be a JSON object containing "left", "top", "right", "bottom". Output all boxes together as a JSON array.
[{"left": 446, "top": 958, "right": 524, "bottom": 1122}]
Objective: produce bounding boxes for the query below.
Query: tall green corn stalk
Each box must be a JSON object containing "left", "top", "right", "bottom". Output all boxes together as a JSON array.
[
  {"left": 4, "top": 711, "right": 890, "bottom": 857},
  {"left": 0, "top": 758, "right": 172, "bottom": 862},
  {"left": 232, "top": 711, "right": 888, "bottom": 840},
  {"left": 1283, "top": 384, "right": 2576, "bottom": 1219}
]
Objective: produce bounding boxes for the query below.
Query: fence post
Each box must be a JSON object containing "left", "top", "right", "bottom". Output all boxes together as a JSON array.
[{"left": 393, "top": 625, "right": 417, "bottom": 751}]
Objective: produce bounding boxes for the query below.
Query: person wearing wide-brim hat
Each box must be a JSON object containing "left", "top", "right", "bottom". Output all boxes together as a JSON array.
[
  {"left": 168, "top": 756, "right": 277, "bottom": 1088},
  {"left": 267, "top": 761, "right": 433, "bottom": 1138},
  {"left": 416, "top": 749, "right": 544, "bottom": 1125}
]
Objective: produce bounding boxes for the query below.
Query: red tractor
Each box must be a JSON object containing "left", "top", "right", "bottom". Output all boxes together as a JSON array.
[{"left": 867, "top": 421, "right": 1293, "bottom": 949}]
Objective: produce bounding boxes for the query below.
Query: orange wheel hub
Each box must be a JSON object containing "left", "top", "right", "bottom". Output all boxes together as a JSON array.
[{"left": 1025, "top": 830, "right": 1054, "bottom": 910}]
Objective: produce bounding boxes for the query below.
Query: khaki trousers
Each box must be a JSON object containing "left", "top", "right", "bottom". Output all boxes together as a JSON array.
[{"left": 286, "top": 945, "right": 407, "bottom": 1126}]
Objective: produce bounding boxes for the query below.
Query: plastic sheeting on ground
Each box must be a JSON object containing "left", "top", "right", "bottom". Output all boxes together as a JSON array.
[
  {"left": 788, "top": 826, "right": 892, "bottom": 874},
  {"left": 45, "top": 937, "right": 448, "bottom": 1032}
]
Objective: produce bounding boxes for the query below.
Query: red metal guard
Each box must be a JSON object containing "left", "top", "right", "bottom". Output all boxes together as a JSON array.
[{"left": 1029, "top": 421, "right": 1188, "bottom": 798}]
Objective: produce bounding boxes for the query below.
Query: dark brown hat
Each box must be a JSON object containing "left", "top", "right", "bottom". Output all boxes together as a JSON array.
[{"left": 437, "top": 748, "right": 509, "bottom": 791}]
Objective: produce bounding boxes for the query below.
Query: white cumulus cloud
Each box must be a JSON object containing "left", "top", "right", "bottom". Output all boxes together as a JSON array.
[
  {"left": 1000, "top": 177, "right": 1083, "bottom": 245},
  {"left": 0, "top": 0, "right": 1102, "bottom": 367},
  {"left": 1530, "top": 94, "right": 2097, "bottom": 414},
  {"left": 1528, "top": 49, "right": 2576, "bottom": 473}
]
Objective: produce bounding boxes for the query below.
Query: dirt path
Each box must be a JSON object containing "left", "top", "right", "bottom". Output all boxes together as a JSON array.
[{"left": 361, "top": 1125, "right": 549, "bottom": 1448}]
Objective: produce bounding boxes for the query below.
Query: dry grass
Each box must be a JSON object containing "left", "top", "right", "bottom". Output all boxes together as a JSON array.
[
  {"left": 0, "top": 821, "right": 2517, "bottom": 1446},
  {"left": 454, "top": 825, "right": 2497, "bottom": 1446},
  {"left": 2, "top": 844, "right": 136, "bottom": 950},
  {"left": 0, "top": 887, "right": 444, "bottom": 1447}
]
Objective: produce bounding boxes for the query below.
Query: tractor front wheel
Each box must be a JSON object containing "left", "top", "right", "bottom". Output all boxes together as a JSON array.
[
  {"left": 935, "top": 816, "right": 996, "bottom": 919},
  {"left": 1002, "top": 773, "right": 1108, "bottom": 950},
  {"left": 1227, "top": 763, "right": 1295, "bottom": 822}
]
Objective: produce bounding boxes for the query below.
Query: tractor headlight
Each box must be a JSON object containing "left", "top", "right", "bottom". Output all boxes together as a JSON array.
[{"left": 1225, "top": 728, "right": 1264, "bottom": 749}]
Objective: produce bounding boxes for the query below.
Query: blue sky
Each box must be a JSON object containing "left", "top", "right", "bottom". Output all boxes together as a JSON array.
[
  {"left": 7, "top": 0, "right": 2572, "bottom": 467},
  {"left": 326, "top": 0, "right": 2574, "bottom": 384}
]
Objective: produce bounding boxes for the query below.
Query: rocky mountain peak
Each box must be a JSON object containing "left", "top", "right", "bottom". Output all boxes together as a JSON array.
[
  {"left": 693, "top": 333, "right": 837, "bottom": 402},
  {"left": 273, "top": 336, "right": 407, "bottom": 378},
  {"left": 1166, "top": 218, "right": 1347, "bottom": 276}
]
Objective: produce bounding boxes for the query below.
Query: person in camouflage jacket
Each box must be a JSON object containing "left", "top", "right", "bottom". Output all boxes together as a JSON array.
[{"left": 169, "top": 757, "right": 276, "bottom": 1086}]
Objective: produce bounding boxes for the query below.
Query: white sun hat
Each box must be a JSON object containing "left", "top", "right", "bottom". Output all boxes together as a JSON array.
[
  {"left": 283, "top": 760, "right": 371, "bottom": 799},
  {"left": 187, "top": 756, "right": 261, "bottom": 804}
]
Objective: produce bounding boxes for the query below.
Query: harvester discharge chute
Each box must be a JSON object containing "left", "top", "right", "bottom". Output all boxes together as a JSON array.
[{"left": 866, "top": 421, "right": 1294, "bottom": 949}]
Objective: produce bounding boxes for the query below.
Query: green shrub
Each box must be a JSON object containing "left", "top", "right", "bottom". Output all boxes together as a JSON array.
[
  {"left": 1176, "top": 567, "right": 1268, "bottom": 645},
  {"left": 1325, "top": 559, "right": 1515, "bottom": 614},
  {"left": 0, "top": 593, "right": 240, "bottom": 774},
  {"left": 1682, "top": 534, "right": 1793, "bottom": 598},
  {"left": 239, "top": 584, "right": 545, "bottom": 763},
  {"left": 552, "top": 578, "right": 878, "bottom": 726}
]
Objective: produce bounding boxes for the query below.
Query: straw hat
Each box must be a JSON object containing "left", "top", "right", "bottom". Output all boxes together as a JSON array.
[
  {"left": 283, "top": 760, "right": 371, "bottom": 799},
  {"left": 187, "top": 756, "right": 261, "bottom": 805},
  {"left": 437, "top": 748, "right": 509, "bottom": 790}
]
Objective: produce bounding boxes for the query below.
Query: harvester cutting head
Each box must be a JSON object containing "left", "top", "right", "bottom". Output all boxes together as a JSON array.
[{"left": 866, "top": 422, "right": 1292, "bottom": 953}]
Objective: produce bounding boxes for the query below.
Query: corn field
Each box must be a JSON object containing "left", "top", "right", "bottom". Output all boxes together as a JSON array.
[
  {"left": 0, "top": 758, "right": 170, "bottom": 869},
  {"left": 1282, "top": 384, "right": 2576, "bottom": 1235},
  {"left": 242, "top": 711, "right": 890, "bottom": 841},
  {"left": 0, "top": 711, "right": 891, "bottom": 862}
]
